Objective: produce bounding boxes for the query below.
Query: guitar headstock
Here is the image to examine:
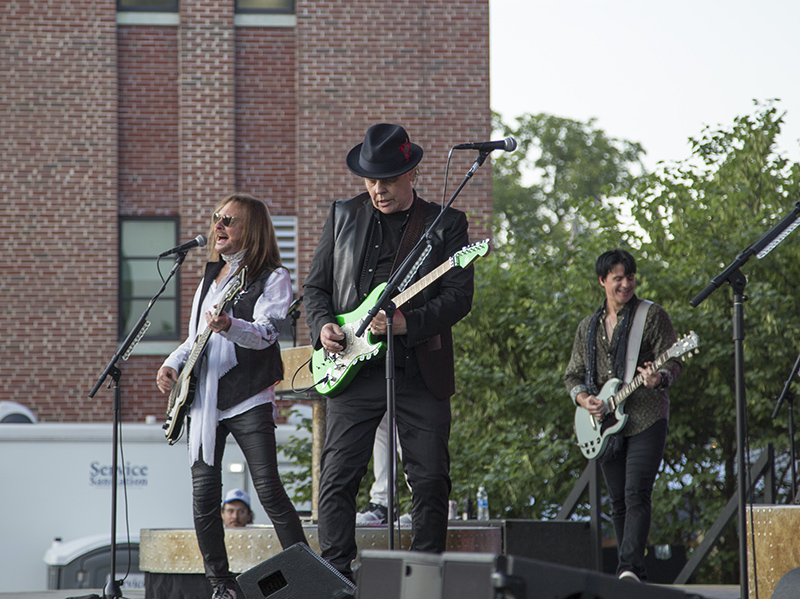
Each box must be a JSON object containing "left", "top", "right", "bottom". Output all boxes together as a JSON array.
[
  {"left": 669, "top": 331, "right": 699, "bottom": 362},
  {"left": 451, "top": 238, "right": 491, "bottom": 270},
  {"left": 225, "top": 268, "right": 248, "bottom": 303}
]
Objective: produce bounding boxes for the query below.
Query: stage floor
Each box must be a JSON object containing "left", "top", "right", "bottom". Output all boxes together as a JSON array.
[{"left": 0, "top": 585, "right": 742, "bottom": 599}]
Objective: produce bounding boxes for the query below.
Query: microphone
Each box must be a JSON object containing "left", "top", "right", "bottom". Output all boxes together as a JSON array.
[
  {"left": 158, "top": 235, "right": 207, "bottom": 258},
  {"left": 453, "top": 137, "right": 517, "bottom": 152}
]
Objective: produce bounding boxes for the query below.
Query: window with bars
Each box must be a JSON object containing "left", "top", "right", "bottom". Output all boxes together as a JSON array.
[
  {"left": 119, "top": 217, "right": 181, "bottom": 341},
  {"left": 116, "top": 0, "right": 295, "bottom": 13},
  {"left": 236, "top": 0, "right": 294, "bottom": 13},
  {"left": 117, "top": 0, "right": 178, "bottom": 11}
]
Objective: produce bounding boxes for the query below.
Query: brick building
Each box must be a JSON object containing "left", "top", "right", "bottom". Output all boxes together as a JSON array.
[{"left": 1, "top": 0, "right": 492, "bottom": 423}]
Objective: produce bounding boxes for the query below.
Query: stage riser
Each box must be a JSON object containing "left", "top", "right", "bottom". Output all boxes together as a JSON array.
[
  {"left": 746, "top": 505, "right": 800, "bottom": 599},
  {"left": 139, "top": 523, "right": 502, "bottom": 575}
]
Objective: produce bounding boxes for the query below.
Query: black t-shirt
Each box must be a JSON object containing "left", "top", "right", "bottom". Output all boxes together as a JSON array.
[{"left": 373, "top": 207, "right": 411, "bottom": 286}]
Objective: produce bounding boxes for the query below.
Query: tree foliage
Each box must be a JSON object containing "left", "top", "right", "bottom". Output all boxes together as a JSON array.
[
  {"left": 282, "top": 103, "right": 800, "bottom": 585},
  {"left": 450, "top": 102, "right": 800, "bottom": 583}
]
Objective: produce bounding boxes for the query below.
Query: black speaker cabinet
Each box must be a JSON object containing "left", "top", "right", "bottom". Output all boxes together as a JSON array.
[
  {"left": 356, "top": 550, "right": 701, "bottom": 599},
  {"left": 440, "top": 552, "right": 701, "bottom": 599},
  {"left": 503, "top": 520, "right": 593, "bottom": 569},
  {"left": 237, "top": 543, "right": 355, "bottom": 599},
  {"left": 355, "top": 550, "right": 443, "bottom": 599},
  {"left": 771, "top": 567, "right": 800, "bottom": 599}
]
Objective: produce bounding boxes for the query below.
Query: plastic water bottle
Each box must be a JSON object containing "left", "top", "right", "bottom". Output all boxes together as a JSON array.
[{"left": 477, "top": 486, "right": 489, "bottom": 521}]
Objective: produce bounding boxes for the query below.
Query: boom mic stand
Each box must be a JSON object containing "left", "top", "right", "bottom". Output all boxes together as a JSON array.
[
  {"left": 690, "top": 201, "right": 800, "bottom": 599},
  {"left": 87, "top": 250, "right": 189, "bottom": 599},
  {"left": 354, "top": 148, "right": 492, "bottom": 549},
  {"left": 287, "top": 295, "right": 303, "bottom": 347}
]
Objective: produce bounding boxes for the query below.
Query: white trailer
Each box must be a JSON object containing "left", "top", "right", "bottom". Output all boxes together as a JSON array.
[{"left": 0, "top": 417, "right": 309, "bottom": 593}]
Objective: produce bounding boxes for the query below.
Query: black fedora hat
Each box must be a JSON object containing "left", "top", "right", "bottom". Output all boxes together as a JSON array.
[{"left": 346, "top": 123, "right": 423, "bottom": 179}]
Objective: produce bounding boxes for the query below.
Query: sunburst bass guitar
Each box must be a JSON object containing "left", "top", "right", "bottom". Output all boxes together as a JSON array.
[
  {"left": 163, "top": 269, "right": 246, "bottom": 445},
  {"left": 574, "top": 331, "right": 698, "bottom": 460},
  {"left": 311, "top": 239, "right": 491, "bottom": 397}
]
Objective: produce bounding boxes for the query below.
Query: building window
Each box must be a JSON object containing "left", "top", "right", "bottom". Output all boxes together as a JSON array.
[
  {"left": 236, "top": 0, "right": 294, "bottom": 14},
  {"left": 119, "top": 217, "right": 180, "bottom": 341},
  {"left": 117, "top": 0, "right": 178, "bottom": 11}
]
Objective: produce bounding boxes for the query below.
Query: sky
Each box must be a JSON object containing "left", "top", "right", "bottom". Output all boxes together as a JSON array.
[{"left": 489, "top": 0, "right": 800, "bottom": 171}]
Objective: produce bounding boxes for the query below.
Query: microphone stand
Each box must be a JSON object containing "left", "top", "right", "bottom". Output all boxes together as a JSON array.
[
  {"left": 87, "top": 251, "right": 189, "bottom": 599},
  {"left": 690, "top": 201, "right": 800, "bottom": 599},
  {"left": 287, "top": 295, "right": 303, "bottom": 347},
  {"left": 354, "top": 149, "right": 492, "bottom": 550},
  {"left": 772, "top": 352, "right": 800, "bottom": 501}
]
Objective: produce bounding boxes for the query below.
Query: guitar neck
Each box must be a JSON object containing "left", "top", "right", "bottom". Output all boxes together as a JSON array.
[
  {"left": 610, "top": 350, "right": 672, "bottom": 411},
  {"left": 392, "top": 261, "right": 452, "bottom": 307},
  {"left": 182, "top": 281, "right": 238, "bottom": 374}
]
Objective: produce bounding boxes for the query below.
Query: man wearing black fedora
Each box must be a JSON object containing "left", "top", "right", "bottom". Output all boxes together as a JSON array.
[{"left": 304, "top": 123, "right": 475, "bottom": 580}]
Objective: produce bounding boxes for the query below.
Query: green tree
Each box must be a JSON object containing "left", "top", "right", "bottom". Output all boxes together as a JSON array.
[
  {"left": 451, "top": 101, "right": 800, "bottom": 584},
  {"left": 450, "top": 113, "right": 645, "bottom": 519},
  {"left": 628, "top": 100, "right": 800, "bottom": 582},
  {"left": 491, "top": 111, "right": 644, "bottom": 252}
]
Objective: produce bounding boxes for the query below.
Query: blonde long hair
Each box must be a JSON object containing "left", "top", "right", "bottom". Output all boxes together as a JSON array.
[{"left": 206, "top": 192, "right": 282, "bottom": 280}]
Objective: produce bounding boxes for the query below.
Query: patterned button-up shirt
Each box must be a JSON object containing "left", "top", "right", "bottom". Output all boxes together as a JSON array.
[{"left": 564, "top": 298, "right": 681, "bottom": 436}]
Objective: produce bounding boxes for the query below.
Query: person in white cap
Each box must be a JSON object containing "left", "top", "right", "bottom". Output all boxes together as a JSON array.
[{"left": 221, "top": 489, "right": 254, "bottom": 528}]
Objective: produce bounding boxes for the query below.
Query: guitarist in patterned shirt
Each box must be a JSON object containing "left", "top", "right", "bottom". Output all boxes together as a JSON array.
[
  {"left": 564, "top": 248, "right": 682, "bottom": 584},
  {"left": 304, "top": 123, "right": 474, "bottom": 581},
  {"left": 156, "top": 193, "right": 306, "bottom": 599}
]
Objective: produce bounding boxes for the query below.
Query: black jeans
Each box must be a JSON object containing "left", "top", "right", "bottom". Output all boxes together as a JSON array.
[
  {"left": 190, "top": 403, "right": 307, "bottom": 586},
  {"left": 317, "top": 361, "right": 452, "bottom": 579},
  {"left": 600, "top": 418, "right": 668, "bottom": 580}
]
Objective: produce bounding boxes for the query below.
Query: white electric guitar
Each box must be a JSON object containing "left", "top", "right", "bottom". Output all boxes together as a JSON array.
[{"left": 574, "top": 332, "right": 698, "bottom": 460}]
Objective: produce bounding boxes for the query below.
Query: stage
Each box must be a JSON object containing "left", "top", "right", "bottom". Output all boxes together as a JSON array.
[
  {"left": 132, "top": 521, "right": 743, "bottom": 599},
  {"left": 0, "top": 584, "right": 741, "bottom": 599}
]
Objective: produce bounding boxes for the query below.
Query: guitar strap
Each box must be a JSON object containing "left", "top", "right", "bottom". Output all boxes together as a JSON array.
[
  {"left": 389, "top": 193, "right": 427, "bottom": 275},
  {"left": 624, "top": 300, "right": 652, "bottom": 383}
]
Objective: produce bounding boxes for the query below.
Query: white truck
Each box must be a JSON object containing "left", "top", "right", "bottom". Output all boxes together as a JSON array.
[{"left": 0, "top": 403, "right": 310, "bottom": 593}]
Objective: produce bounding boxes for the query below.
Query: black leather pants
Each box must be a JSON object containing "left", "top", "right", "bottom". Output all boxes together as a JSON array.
[{"left": 190, "top": 403, "right": 307, "bottom": 586}]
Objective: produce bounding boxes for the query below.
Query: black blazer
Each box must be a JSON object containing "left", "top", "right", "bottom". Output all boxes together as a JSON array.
[{"left": 303, "top": 193, "right": 474, "bottom": 399}]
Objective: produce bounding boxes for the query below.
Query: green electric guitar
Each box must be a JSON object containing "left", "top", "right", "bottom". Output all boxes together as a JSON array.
[{"left": 311, "top": 239, "right": 491, "bottom": 397}]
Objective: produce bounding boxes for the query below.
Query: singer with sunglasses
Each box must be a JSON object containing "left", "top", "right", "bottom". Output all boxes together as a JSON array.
[{"left": 156, "top": 193, "right": 307, "bottom": 599}]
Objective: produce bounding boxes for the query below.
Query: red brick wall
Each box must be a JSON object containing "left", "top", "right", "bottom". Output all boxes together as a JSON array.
[
  {"left": 118, "top": 27, "right": 180, "bottom": 216},
  {"left": 2, "top": 0, "right": 491, "bottom": 423},
  {"left": 295, "top": 0, "right": 493, "bottom": 297},
  {"left": 0, "top": 1, "right": 120, "bottom": 421},
  {"left": 235, "top": 28, "right": 298, "bottom": 216}
]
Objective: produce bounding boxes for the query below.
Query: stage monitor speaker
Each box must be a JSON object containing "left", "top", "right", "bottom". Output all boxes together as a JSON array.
[
  {"left": 440, "top": 552, "right": 702, "bottom": 599},
  {"left": 355, "top": 550, "right": 443, "bottom": 599},
  {"left": 236, "top": 543, "right": 355, "bottom": 599},
  {"left": 772, "top": 567, "right": 800, "bottom": 599},
  {"left": 503, "top": 520, "right": 593, "bottom": 570}
]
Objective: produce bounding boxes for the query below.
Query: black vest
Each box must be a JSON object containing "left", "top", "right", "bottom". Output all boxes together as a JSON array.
[{"left": 197, "top": 262, "right": 284, "bottom": 411}]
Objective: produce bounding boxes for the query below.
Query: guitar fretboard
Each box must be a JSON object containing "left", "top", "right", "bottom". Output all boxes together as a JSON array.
[
  {"left": 391, "top": 260, "right": 452, "bottom": 308},
  {"left": 183, "top": 272, "right": 245, "bottom": 374},
  {"left": 610, "top": 350, "right": 674, "bottom": 411}
]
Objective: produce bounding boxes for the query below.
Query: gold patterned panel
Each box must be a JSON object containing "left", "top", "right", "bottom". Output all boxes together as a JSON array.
[
  {"left": 747, "top": 505, "right": 800, "bottom": 598},
  {"left": 140, "top": 524, "right": 502, "bottom": 574}
]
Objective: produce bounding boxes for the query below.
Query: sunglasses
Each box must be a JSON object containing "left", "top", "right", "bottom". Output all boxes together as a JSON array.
[{"left": 213, "top": 213, "right": 236, "bottom": 227}]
